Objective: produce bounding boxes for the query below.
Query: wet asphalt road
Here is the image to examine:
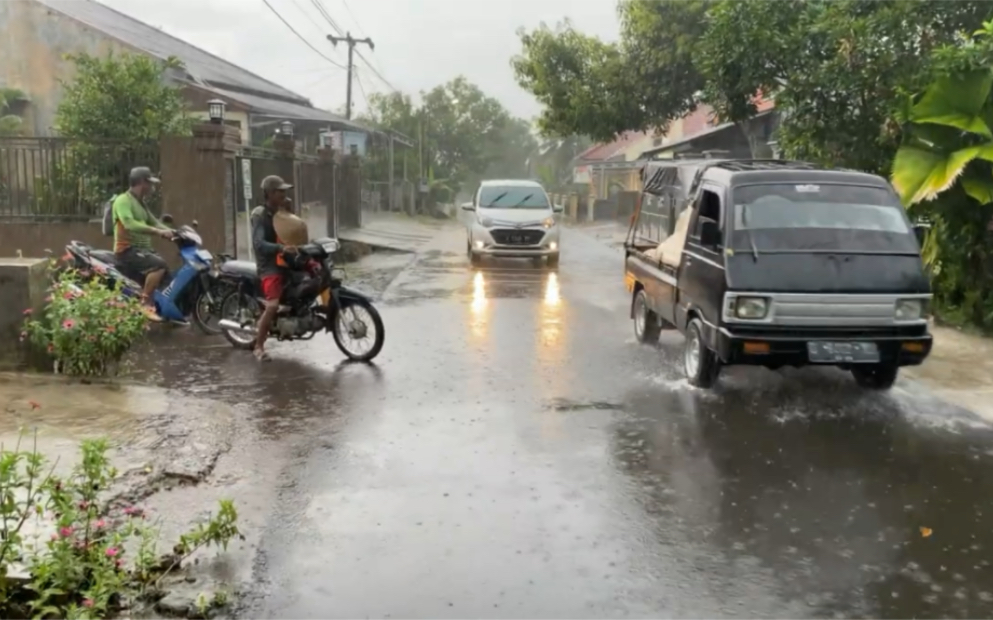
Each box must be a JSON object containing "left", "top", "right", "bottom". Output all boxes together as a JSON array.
[{"left": 137, "top": 225, "right": 993, "bottom": 618}]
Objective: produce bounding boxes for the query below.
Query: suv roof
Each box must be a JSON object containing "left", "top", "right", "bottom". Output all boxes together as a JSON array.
[
  {"left": 480, "top": 179, "right": 544, "bottom": 188},
  {"left": 640, "top": 159, "right": 890, "bottom": 197}
]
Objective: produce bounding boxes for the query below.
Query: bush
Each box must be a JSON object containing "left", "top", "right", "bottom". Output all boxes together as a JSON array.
[
  {"left": 0, "top": 431, "right": 242, "bottom": 619},
  {"left": 22, "top": 271, "right": 149, "bottom": 376}
]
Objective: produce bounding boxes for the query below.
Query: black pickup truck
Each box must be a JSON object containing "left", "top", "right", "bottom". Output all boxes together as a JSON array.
[{"left": 625, "top": 159, "right": 933, "bottom": 390}]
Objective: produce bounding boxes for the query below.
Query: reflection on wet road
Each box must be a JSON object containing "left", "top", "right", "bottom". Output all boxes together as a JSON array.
[{"left": 132, "top": 227, "right": 993, "bottom": 618}]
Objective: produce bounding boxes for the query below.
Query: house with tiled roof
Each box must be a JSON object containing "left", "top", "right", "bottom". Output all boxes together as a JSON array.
[{"left": 0, "top": 0, "right": 366, "bottom": 144}]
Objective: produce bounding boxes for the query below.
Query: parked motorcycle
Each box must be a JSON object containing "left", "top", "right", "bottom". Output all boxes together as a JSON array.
[
  {"left": 62, "top": 215, "right": 223, "bottom": 330},
  {"left": 216, "top": 237, "right": 385, "bottom": 362}
]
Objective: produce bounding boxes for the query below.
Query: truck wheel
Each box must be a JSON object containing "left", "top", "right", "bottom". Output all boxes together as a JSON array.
[
  {"left": 851, "top": 364, "right": 899, "bottom": 390},
  {"left": 684, "top": 318, "right": 721, "bottom": 388},
  {"left": 633, "top": 289, "right": 661, "bottom": 344}
]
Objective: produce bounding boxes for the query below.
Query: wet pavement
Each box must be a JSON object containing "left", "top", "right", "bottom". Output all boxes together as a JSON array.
[{"left": 110, "top": 223, "right": 993, "bottom": 618}]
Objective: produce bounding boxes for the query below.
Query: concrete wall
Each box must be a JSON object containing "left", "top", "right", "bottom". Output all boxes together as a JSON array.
[
  {"left": 0, "top": 0, "right": 126, "bottom": 136},
  {"left": 0, "top": 258, "right": 50, "bottom": 370}
]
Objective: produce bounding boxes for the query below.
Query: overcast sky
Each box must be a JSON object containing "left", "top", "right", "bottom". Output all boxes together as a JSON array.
[{"left": 98, "top": 0, "right": 620, "bottom": 122}]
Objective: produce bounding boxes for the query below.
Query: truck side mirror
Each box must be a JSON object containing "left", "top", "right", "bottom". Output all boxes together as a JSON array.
[
  {"left": 699, "top": 217, "right": 720, "bottom": 247},
  {"left": 461, "top": 203, "right": 475, "bottom": 211},
  {"left": 912, "top": 222, "right": 929, "bottom": 245}
]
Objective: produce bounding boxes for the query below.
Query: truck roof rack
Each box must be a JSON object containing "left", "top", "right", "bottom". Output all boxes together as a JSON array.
[{"left": 640, "top": 158, "right": 841, "bottom": 196}]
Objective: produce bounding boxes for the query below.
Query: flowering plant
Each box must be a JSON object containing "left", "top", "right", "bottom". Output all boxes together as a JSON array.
[{"left": 22, "top": 271, "right": 148, "bottom": 376}]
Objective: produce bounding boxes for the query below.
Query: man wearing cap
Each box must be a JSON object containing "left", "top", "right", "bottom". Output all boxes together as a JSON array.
[
  {"left": 112, "top": 167, "right": 174, "bottom": 321},
  {"left": 251, "top": 175, "right": 298, "bottom": 361}
]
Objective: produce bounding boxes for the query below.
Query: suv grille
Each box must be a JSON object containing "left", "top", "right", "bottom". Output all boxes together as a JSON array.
[{"left": 490, "top": 228, "right": 545, "bottom": 245}]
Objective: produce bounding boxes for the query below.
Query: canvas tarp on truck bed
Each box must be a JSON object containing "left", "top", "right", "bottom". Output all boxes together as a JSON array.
[{"left": 644, "top": 206, "right": 691, "bottom": 268}]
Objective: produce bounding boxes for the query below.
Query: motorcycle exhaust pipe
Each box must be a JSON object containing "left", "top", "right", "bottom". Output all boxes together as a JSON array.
[{"left": 218, "top": 319, "right": 257, "bottom": 334}]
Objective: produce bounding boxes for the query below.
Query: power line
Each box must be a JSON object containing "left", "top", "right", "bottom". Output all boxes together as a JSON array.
[
  {"left": 339, "top": 0, "right": 366, "bottom": 37},
  {"left": 261, "top": 0, "right": 346, "bottom": 69},
  {"left": 308, "top": 0, "right": 398, "bottom": 93}
]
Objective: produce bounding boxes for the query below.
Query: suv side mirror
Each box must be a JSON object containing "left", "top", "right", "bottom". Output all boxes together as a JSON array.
[
  {"left": 699, "top": 217, "right": 720, "bottom": 247},
  {"left": 461, "top": 202, "right": 475, "bottom": 211},
  {"left": 552, "top": 203, "right": 564, "bottom": 213}
]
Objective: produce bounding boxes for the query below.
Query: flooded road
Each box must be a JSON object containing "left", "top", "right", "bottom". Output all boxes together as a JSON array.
[{"left": 129, "top": 225, "right": 993, "bottom": 618}]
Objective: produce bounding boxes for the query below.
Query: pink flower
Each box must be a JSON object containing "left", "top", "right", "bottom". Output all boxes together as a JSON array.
[
  {"left": 82, "top": 598, "right": 94, "bottom": 608},
  {"left": 44, "top": 294, "right": 52, "bottom": 303},
  {"left": 18, "top": 331, "right": 26, "bottom": 342},
  {"left": 93, "top": 519, "right": 106, "bottom": 529},
  {"left": 78, "top": 500, "right": 89, "bottom": 510},
  {"left": 22, "top": 308, "right": 32, "bottom": 315},
  {"left": 105, "top": 547, "right": 119, "bottom": 558},
  {"left": 62, "top": 319, "right": 75, "bottom": 330},
  {"left": 50, "top": 533, "right": 58, "bottom": 541},
  {"left": 59, "top": 526, "right": 73, "bottom": 538},
  {"left": 63, "top": 290, "right": 75, "bottom": 300}
]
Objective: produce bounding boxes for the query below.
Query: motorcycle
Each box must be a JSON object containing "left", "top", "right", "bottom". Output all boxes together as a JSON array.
[
  {"left": 62, "top": 215, "right": 223, "bottom": 330},
  {"left": 216, "top": 236, "right": 385, "bottom": 362}
]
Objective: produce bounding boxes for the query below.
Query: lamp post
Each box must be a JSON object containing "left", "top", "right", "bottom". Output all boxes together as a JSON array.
[{"left": 207, "top": 99, "right": 226, "bottom": 125}]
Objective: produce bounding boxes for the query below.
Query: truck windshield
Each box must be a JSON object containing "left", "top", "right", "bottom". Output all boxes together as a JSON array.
[
  {"left": 478, "top": 186, "right": 549, "bottom": 209},
  {"left": 730, "top": 183, "right": 917, "bottom": 253}
]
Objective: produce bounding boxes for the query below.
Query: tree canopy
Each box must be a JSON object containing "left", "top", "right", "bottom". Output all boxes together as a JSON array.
[
  {"left": 358, "top": 76, "right": 539, "bottom": 200},
  {"left": 513, "top": 0, "right": 993, "bottom": 172},
  {"left": 55, "top": 52, "right": 194, "bottom": 143},
  {"left": 0, "top": 88, "right": 26, "bottom": 137}
]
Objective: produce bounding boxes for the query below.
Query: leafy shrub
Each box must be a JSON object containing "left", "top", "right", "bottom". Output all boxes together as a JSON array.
[
  {"left": 22, "top": 270, "right": 149, "bottom": 376},
  {"left": 0, "top": 431, "right": 242, "bottom": 619}
]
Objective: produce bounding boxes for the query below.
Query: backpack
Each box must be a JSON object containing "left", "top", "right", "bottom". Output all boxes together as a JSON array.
[{"left": 101, "top": 195, "right": 119, "bottom": 237}]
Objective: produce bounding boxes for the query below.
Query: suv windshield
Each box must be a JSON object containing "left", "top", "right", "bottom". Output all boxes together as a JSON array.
[
  {"left": 730, "top": 183, "right": 917, "bottom": 253},
  {"left": 479, "top": 186, "right": 549, "bottom": 209}
]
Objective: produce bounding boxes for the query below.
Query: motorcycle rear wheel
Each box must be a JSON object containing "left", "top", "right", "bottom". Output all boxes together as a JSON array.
[
  {"left": 331, "top": 297, "right": 385, "bottom": 362},
  {"left": 192, "top": 287, "right": 224, "bottom": 335},
  {"left": 219, "top": 291, "right": 259, "bottom": 350}
]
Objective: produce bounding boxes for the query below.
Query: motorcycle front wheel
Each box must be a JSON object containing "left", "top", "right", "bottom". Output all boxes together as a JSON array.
[
  {"left": 331, "top": 297, "right": 385, "bottom": 362},
  {"left": 219, "top": 291, "right": 259, "bottom": 350},
  {"left": 192, "top": 287, "right": 224, "bottom": 335}
]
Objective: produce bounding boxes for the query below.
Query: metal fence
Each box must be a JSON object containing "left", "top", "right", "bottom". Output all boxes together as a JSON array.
[{"left": 0, "top": 138, "right": 160, "bottom": 220}]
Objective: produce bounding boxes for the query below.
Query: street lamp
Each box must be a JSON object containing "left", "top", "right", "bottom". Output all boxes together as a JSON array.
[
  {"left": 280, "top": 120, "right": 294, "bottom": 137},
  {"left": 207, "top": 99, "right": 226, "bottom": 124}
]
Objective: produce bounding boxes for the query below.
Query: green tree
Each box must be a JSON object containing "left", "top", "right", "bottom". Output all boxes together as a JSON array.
[
  {"left": 891, "top": 21, "right": 993, "bottom": 327},
  {"left": 512, "top": 1, "right": 712, "bottom": 143},
  {"left": 0, "top": 87, "right": 26, "bottom": 136},
  {"left": 698, "top": 0, "right": 993, "bottom": 173},
  {"left": 55, "top": 52, "right": 194, "bottom": 142}
]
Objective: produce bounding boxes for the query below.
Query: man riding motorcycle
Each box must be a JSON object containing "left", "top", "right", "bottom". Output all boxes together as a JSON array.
[{"left": 111, "top": 167, "right": 176, "bottom": 323}]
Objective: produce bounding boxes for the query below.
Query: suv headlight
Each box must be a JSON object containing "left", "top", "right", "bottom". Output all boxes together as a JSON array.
[
  {"left": 735, "top": 296, "right": 769, "bottom": 319},
  {"left": 542, "top": 217, "right": 555, "bottom": 229},
  {"left": 895, "top": 298, "right": 924, "bottom": 321},
  {"left": 479, "top": 216, "right": 495, "bottom": 228}
]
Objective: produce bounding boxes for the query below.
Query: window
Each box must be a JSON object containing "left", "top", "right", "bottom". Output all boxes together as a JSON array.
[
  {"left": 694, "top": 189, "right": 722, "bottom": 236},
  {"left": 732, "top": 184, "right": 908, "bottom": 233},
  {"left": 478, "top": 186, "right": 549, "bottom": 209}
]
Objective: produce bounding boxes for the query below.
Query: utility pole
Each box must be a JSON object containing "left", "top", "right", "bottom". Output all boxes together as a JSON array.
[{"left": 327, "top": 32, "right": 374, "bottom": 120}]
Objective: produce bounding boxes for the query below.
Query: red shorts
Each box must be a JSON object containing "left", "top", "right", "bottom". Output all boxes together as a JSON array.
[{"left": 260, "top": 274, "right": 284, "bottom": 301}]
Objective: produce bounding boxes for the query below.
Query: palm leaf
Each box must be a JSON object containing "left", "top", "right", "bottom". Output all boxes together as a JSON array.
[
  {"left": 961, "top": 169, "right": 993, "bottom": 205},
  {"left": 892, "top": 144, "right": 993, "bottom": 205},
  {"left": 911, "top": 70, "right": 993, "bottom": 137}
]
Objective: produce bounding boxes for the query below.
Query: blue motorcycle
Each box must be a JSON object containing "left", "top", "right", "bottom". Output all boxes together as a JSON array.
[{"left": 63, "top": 216, "right": 224, "bottom": 330}]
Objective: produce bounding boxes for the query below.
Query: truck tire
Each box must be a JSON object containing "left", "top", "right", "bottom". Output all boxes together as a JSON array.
[
  {"left": 684, "top": 317, "right": 721, "bottom": 388},
  {"left": 851, "top": 364, "right": 899, "bottom": 390},
  {"left": 633, "top": 289, "right": 661, "bottom": 344}
]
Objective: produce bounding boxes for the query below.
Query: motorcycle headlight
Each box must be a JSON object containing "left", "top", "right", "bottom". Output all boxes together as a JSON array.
[
  {"left": 735, "top": 296, "right": 769, "bottom": 319},
  {"left": 479, "top": 217, "right": 495, "bottom": 228},
  {"left": 542, "top": 217, "right": 555, "bottom": 229},
  {"left": 895, "top": 298, "right": 924, "bottom": 321}
]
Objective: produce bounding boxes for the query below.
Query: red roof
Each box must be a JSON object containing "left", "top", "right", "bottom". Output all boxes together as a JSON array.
[{"left": 576, "top": 130, "right": 652, "bottom": 162}]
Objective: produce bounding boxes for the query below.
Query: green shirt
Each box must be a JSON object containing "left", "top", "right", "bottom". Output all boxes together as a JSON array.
[{"left": 112, "top": 192, "right": 167, "bottom": 253}]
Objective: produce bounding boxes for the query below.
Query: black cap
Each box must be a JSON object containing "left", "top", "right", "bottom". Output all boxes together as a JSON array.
[{"left": 129, "top": 166, "right": 160, "bottom": 185}]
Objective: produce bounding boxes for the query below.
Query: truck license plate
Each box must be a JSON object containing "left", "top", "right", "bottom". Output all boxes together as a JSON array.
[{"left": 807, "top": 341, "right": 880, "bottom": 364}]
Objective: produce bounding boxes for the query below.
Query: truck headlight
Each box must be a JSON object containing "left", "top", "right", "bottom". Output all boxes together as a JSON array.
[
  {"left": 895, "top": 298, "right": 924, "bottom": 321},
  {"left": 542, "top": 217, "right": 555, "bottom": 229},
  {"left": 735, "top": 296, "right": 769, "bottom": 319},
  {"left": 479, "top": 217, "right": 495, "bottom": 228}
]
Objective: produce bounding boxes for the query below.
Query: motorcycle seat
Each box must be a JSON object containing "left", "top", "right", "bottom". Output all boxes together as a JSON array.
[
  {"left": 219, "top": 260, "right": 258, "bottom": 279},
  {"left": 88, "top": 250, "right": 118, "bottom": 265}
]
